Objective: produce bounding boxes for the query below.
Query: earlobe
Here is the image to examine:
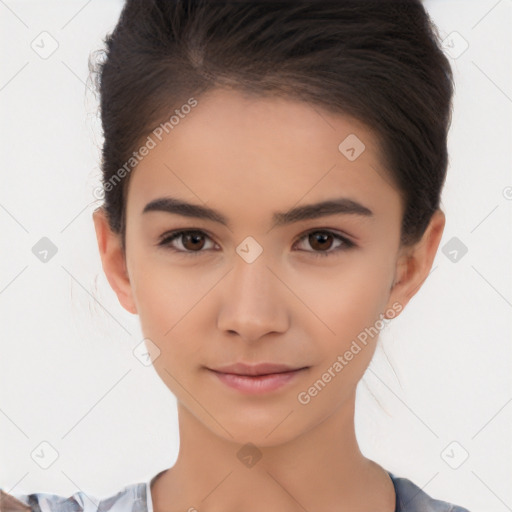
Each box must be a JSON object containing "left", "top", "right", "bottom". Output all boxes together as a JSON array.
[
  {"left": 92, "top": 207, "right": 138, "bottom": 315},
  {"left": 386, "top": 209, "right": 446, "bottom": 315}
]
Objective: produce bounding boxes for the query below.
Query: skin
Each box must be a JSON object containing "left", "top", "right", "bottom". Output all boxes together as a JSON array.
[{"left": 93, "top": 87, "right": 445, "bottom": 512}]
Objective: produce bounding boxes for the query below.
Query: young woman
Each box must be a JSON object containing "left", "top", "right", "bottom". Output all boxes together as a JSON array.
[{"left": 1, "top": 0, "right": 471, "bottom": 511}]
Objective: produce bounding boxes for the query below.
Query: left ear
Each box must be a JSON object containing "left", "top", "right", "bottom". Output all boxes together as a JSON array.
[{"left": 385, "top": 208, "right": 446, "bottom": 315}]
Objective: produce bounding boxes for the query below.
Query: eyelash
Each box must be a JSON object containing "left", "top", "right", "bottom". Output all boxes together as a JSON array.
[{"left": 156, "top": 229, "right": 356, "bottom": 258}]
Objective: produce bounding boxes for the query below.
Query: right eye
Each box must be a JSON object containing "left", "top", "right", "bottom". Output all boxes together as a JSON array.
[{"left": 157, "top": 229, "right": 217, "bottom": 256}]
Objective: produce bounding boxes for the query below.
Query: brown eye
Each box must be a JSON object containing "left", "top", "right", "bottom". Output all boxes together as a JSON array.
[
  {"left": 308, "top": 232, "right": 335, "bottom": 251},
  {"left": 157, "top": 228, "right": 355, "bottom": 258},
  {"left": 180, "top": 231, "right": 207, "bottom": 251},
  {"left": 294, "top": 230, "right": 355, "bottom": 258},
  {"left": 158, "top": 230, "right": 215, "bottom": 255}
]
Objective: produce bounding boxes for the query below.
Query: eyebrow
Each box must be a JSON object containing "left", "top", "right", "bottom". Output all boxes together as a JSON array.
[{"left": 142, "top": 196, "right": 374, "bottom": 230}]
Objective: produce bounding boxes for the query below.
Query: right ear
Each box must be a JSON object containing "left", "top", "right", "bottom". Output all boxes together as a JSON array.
[{"left": 92, "top": 207, "right": 137, "bottom": 315}]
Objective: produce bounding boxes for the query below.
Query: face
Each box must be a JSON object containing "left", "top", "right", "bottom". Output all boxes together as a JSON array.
[{"left": 94, "top": 87, "right": 444, "bottom": 447}]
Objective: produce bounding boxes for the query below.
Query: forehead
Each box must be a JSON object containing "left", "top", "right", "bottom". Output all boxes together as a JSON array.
[{"left": 126, "top": 87, "right": 402, "bottom": 227}]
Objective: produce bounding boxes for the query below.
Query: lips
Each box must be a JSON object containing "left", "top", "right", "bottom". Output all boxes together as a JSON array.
[
  {"left": 209, "top": 362, "right": 306, "bottom": 376},
  {"left": 208, "top": 363, "right": 309, "bottom": 394}
]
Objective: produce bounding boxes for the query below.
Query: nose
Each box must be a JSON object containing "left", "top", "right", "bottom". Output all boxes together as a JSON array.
[{"left": 217, "top": 254, "right": 289, "bottom": 343}]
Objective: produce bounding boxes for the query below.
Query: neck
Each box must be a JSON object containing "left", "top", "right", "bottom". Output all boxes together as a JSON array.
[{"left": 150, "top": 393, "right": 396, "bottom": 512}]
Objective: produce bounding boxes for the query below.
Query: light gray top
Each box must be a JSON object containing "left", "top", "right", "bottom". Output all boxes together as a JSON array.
[{"left": 0, "top": 470, "right": 471, "bottom": 512}]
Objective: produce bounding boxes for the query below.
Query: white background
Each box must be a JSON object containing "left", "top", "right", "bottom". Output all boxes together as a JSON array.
[{"left": 0, "top": 1, "right": 511, "bottom": 511}]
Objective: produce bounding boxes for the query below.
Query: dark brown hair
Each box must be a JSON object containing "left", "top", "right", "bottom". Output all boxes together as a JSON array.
[{"left": 90, "top": 0, "right": 454, "bottom": 252}]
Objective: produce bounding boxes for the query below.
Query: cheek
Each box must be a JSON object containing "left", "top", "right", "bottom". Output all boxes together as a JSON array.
[
  {"left": 130, "top": 259, "right": 216, "bottom": 366},
  {"left": 299, "top": 279, "right": 389, "bottom": 405},
  {"left": 309, "top": 259, "right": 393, "bottom": 355},
  {"left": 131, "top": 251, "right": 194, "bottom": 321},
  {"left": 302, "top": 261, "right": 390, "bottom": 380}
]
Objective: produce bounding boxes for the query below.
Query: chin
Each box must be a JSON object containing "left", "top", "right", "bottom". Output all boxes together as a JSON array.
[{"left": 201, "top": 410, "right": 307, "bottom": 449}]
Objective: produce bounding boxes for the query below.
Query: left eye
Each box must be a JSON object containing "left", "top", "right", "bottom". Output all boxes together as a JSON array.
[
  {"left": 294, "top": 230, "right": 355, "bottom": 257},
  {"left": 157, "top": 229, "right": 355, "bottom": 258}
]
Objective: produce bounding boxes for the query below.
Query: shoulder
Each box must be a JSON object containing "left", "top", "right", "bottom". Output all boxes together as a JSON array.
[
  {"left": 388, "top": 472, "right": 471, "bottom": 512},
  {"left": 0, "top": 482, "right": 149, "bottom": 512}
]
